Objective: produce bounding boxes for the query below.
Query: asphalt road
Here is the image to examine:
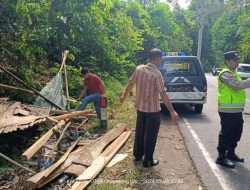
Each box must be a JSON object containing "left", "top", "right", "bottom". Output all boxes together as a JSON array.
[{"left": 170, "top": 74, "right": 250, "bottom": 190}]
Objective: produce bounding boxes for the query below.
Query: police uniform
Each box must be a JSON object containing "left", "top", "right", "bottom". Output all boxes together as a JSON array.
[{"left": 216, "top": 51, "right": 250, "bottom": 168}]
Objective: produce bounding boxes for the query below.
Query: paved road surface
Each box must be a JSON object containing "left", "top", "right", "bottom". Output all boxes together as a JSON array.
[{"left": 169, "top": 74, "right": 250, "bottom": 190}]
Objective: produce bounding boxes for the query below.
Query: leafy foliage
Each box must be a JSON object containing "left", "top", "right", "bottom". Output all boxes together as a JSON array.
[{"left": 0, "top": 0, "right": 194, "bottom": 104}]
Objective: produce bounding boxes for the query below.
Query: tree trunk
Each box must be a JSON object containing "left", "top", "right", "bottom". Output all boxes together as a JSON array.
[{"left": 197, "top": 23, "right": 204, "bottom": 62}]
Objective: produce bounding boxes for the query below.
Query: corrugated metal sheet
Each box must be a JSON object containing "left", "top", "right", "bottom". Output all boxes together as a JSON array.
[{"left": 0, "top": 101, "right": 49, "bottom": 134}]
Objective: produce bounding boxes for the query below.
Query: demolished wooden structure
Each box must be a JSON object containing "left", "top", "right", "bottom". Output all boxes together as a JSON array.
[
  {"left": 70, "top": 130, "right": 131, "bottom": 190},
  {"left": 22, "top": 120, "right": 67, "bottom": 160},
  {"left": 24, "top": 124, "right": 130, "bottom": 189},
  {"left": 0, "top": 101, "right": 47, "bottom": 134}
]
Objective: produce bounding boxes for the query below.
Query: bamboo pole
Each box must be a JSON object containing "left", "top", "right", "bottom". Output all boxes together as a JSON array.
[
  {"left": 0, "top": 65, "right": 63, "bottom": 110},
  {"left": 55, "top": 122, "right": 71, "bottom": 149},
  {"left": 0, "top": 152, "right": 35, "bottom": 174},
  {"left": 0, "top": 83, "right": 34, "bottom": 94},
  {"left": 62, "top": 51, "right": 70, "bottom": 110}
]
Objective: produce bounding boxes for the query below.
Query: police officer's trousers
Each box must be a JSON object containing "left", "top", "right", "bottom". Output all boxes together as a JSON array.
[{"left": 217, "top": 112, "right": 244, "bottom": 154}]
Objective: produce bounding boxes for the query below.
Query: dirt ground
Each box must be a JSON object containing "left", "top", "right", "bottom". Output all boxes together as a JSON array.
[
  {"left": 151, "top": 116, "right": 204, "bottom": 190},
  {"left": 89, "top": 100, "right": 205, "bottom": 190}
]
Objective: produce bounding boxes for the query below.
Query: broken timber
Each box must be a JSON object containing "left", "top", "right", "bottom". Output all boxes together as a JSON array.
[
  {"left": 52, "top": 111, "right": 95, "bottom": 121},
  {"left": 26, "top": 124, "right": 129, "bottom": 189},
  {"left": 22, "top": 120, "right": 66, "bottom": 160},
  {"left": 70, "top": 130, "right": 131, "bottom": 190},
  {"left": 0, "top": 83, "right": 35, "bottom": 95},
  {"left": 0, "top": 102, "right": 47, "bottom": 134},
  {"left": 27, "top": 139, "right": 80, "bottom": 189}
]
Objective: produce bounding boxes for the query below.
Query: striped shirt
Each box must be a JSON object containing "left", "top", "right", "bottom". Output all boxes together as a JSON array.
[{"left": 130, "top": 63, "right": 165, "bottom": 113}]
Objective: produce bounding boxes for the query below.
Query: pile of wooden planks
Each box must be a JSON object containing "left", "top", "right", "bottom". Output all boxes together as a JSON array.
[
  {"left": 23, "top": 123, "right": 131, "bottom": 190},
  {"left": 0, "top": 99, "right": 130, "bottom": 190}
]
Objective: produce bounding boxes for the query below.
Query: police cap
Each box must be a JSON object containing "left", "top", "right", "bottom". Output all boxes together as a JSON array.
[{"left": 224, "top": 51, "right": 240, "bottom": 61}]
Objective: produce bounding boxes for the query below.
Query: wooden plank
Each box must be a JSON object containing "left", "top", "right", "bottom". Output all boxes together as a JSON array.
[
  {"left": 62, "top": 124, "right": 128, "bottom": 173},
  {"left": 89, "top": 123, "right": 127, "bottom": 158},
  {"left": 70, "top": 130, "right": 131, "bottom": 190},
  {"left": 52, "top": 111, "right": 95, "bottom": 121},
  {"left": 28, "top": 124, "right": 127, "bottom": 189},
  {"left": 55, "top": 122, "right": 71, "bottom": 150},
  {"left": 28, "top": 139, "right": 79, "bottom": 188},
  {"left": 22, "top": 120, "right": 66, "bottom": 160},
  {"left": 14, "top": 108, "right": 30, "bottom": 116},
  {"left": 37, "top": 163, "right": 73, "bottom": 188}
]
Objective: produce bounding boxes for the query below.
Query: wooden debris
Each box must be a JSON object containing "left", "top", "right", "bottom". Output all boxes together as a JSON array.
[
  {"left": 0, "top": 152, "right": 35, "bottom": 174},
  {"left": 27, "top": 124, "right": 128, "bottom": 189},
  {"left": 14, "top": 108, "right": 30, "bottom": 116},
  {"left": 22, "top": 120, "right": 66, "bottom": 160},
  {"left": 52, "top": 111, "right": 95, "bottom": 121},
  {"left": 0, "top": 83, "right": 35, "bottom": 95},
  {"left": 27, "top": 139, "right": 80, "bottom": 188},
  {"left": 46, "top": 116, "right": 59, "bottom": 123},
  {"left": 55, "top": 122, "right": 71, "bottom": 150},
  {"left": 0, "top": 102, "right": 47, "bottom": 134},
  {"left": 0, "top": 97, "right": 9, "bottom": 102},
  {"left": 107, "top": 153, "right": 128, "bottom": 168},
  {"left": 75, "top": 118, "right": 88, "bottom": 130},
  {"left": 61, "top": 124, "right": 128, "bottom": 176},
  {"left": 70, "top": 130, "right": 131, "bottom": 190}
]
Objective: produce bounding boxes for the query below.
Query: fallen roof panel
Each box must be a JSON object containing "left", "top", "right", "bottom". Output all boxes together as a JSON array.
[{"left": 0, "top": 101, "right": 48, "bottom": 134}]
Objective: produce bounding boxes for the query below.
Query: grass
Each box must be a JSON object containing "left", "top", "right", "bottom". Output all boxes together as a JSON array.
[{"left": 86, "top": 96, "right": 145, "bottom": 190}]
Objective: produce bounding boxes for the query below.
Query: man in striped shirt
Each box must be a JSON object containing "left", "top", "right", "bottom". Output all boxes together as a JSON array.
[{"left": 120, "top": 48, "right": 178, "bottom": 168}]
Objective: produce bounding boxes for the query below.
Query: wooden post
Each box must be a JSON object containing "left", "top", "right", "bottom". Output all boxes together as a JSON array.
[
  {"left": 59, "top": 50, "right": 70, "bottom": 110},
  {"left": 63, "top": 51, "right": 70, "bottom": 110}
]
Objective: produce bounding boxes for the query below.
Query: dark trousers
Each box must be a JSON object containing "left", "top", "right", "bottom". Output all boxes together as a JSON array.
[
  {"left": 217, "top": 112, "right": 244, "bottom": 154},
  {"left": 133, "top": 111, "right": 160, "bottom": 162}
]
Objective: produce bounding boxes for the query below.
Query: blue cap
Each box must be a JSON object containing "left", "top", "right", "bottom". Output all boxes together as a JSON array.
[{"left": 224, "top": 51, "right": 240, "bottom": 60}]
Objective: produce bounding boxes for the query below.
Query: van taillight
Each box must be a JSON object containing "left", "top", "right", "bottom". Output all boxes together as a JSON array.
[{"left": 203, "top": 85, "right": 207, "bottom": 92}]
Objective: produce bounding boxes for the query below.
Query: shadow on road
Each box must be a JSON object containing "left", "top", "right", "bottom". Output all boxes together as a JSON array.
[
  {"left": 161, "top": 104, "right": 212, "bottom": 123},
  {"left": 219, "top": 164, "right": 250, "bottom": 189}
]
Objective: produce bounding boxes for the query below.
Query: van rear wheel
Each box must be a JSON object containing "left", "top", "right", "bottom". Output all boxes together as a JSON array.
[{"left": 194, "top": 104, "right": 203, "bottom": 114}]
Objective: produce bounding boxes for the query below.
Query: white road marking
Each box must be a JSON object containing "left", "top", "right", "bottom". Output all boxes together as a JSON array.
[{"left": 182, "top": 118, "right": 233, "bottom": 190}]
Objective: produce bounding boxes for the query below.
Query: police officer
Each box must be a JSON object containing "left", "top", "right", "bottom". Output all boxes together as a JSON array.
[{"left": 216, "top": 51, "right": 250, "bottom": 168}]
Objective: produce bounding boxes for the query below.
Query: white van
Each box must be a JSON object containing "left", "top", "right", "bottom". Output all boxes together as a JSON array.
[
  {"left": 237, "top": 63, "right": 250, "bottom": 79},
  {"left": 160, "top": 56, "right": 207, "bottom": 114}
]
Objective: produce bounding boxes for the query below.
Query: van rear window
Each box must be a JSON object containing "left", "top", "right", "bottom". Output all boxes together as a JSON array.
[
  {"left": 238, "top": 66, "right": 250, "bottom": 73},
  {"left": 161, "top": 60, "right": 198, "bottom": 76}
]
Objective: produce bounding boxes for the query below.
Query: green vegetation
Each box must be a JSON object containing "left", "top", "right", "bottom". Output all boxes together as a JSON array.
[
  {"left": 0, "top": 0, "right": 250, "bottom": 101},
  {"left": 211, "top": 1, "right": 250, "bottom": 66},
  {"left": 186, "top": 0, "right": 250, "bottom": 69},
  {"left": 0, "top": 0, "right": 192, "bottom": 105}
]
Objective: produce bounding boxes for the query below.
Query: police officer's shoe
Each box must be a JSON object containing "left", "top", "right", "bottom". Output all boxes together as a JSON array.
[
  {"left": 143, "top": 159, "right": 159, "bottom": 168},
  {"left": 216, "top": 157, "right": 235, "bottom": 168},
  {"left": 228, "top": 153, "right": 244, "bottom": 163}
]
